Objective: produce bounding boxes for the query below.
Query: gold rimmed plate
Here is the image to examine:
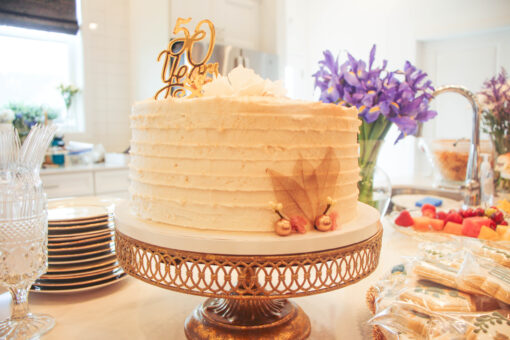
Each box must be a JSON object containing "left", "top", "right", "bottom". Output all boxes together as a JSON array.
[
  {"left": 49, "top": 216, "right": 111, "bottom": 227},
  {"left": 48, "top": 241, "right": 115, "bottom": 254},
  {"left": 46, "top": 255, "right": 118, "bottom": 273},
  {"left": 49, "top": 239, "right": 114, "bottom": 253},
  {"left": 48, "top": 244, "right": 114, "bottom": 258},
  {"left": 48, "top": 228, "right": 114, "bottom": 240},
  {"left": 41, "top": 264, "right": 122, "bottom": 280},
  {"left": 31, "top": 273, "right": 127, "bottom": 293},
  {"left": 34, "top": 267, "right": 124, "bottom": 286},
  {"left": 48, "top": 234, "right": 114, "bottom": 248},
  {"left": 48, "top": 251, "right": 115, "bottom": 265},
  {"left": 48, "top": 222, "right": 114, "bottom": 235}
]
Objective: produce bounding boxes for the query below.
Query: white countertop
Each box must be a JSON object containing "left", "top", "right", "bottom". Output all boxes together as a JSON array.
[
  {"left": 41, "top": 163, "right": 128, "bottom": 175},
  {"left": 0, "top": 219, "right": 420, "bottom": 340}
]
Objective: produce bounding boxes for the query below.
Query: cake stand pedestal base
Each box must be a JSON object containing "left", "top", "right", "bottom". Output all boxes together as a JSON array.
[
  {"left": 184, "top": 298, "right": 310, "bottom": 340},
  {"left": 115, "top": 201, "right": 382, "bottom": 340}
]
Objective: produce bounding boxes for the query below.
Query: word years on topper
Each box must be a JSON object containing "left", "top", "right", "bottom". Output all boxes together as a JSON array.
[{"left": 154, "top": 18, "right": 219, "bottom": 100}]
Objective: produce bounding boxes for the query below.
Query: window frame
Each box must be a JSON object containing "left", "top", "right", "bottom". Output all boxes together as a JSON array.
[{"left": 0, "top": 25, "right": 84, "bottom": 133}]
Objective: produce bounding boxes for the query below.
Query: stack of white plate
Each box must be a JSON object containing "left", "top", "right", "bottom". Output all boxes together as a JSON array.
[{"left": 31, "top": 198, "right": 126, "bottom": 293}]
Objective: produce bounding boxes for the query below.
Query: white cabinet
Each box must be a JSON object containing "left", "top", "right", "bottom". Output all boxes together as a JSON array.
[
  {"left": 94, "top": 169, "right": 130, "bottom": 195},
  {"left": 41, "top": 165, "right": 129, "bottom": 199},
  {"left": 42, "top": 172, "right": 95, "bottom": 198}
]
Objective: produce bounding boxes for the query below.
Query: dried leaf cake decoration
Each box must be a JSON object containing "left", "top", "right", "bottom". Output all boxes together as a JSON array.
[
  {"left": 266, "top": 169, "right": 313, "bottom": 221},
  {"left": 154, "top": 17, "right": 219, "bottom": 100},
  {"left": 315, "top": 147, "right": 340, "bottom": 213},
  {"left": 293, "top": 157, "right": 319, "bottom": 220},
  {"left": 267, "top": 147, "right": 340, "bottom": 236}
]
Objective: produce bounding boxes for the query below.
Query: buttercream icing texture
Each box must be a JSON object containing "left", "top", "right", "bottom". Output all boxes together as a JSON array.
[{"left": 129, "top": 71, "right": 360, "bottom": 233}]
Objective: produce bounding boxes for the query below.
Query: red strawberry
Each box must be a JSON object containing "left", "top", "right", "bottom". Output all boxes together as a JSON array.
[
  {"left": 491, "top": 211, "right": 504, "bottom": 224},
  {"left": 463, "top": 208, "right": 476, "bottom": 218},
  {"left": 436, "top": 211, "right": 447, "bottom": 221},
  {"left": 446, "top": 212, "right": 463, "bottom": 224},
  {"left": 489, "top": 219, "right": 497, "bottom": 230},
  {"left": 475, "top": 207, "right": 485, "bottom": 216},
  {"left": 421, "top": 204, "right": 436, "bottom": 218},
  {"left": 395, "top": 210, "right": 414, "bottom": 227},
  {"left": 500, "top": 220, "right": 508, "bottom": 226},
  {"left": 422, "top": 210, "right": 436, "bottom": 218}
]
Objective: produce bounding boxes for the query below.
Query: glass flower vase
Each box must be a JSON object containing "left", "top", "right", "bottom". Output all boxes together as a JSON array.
[
  {"left": 358, "top": 139, "right": 392, "bottom": 217},
  {"left": 492, "top": 135, "right": 510, "bottom": 197}
]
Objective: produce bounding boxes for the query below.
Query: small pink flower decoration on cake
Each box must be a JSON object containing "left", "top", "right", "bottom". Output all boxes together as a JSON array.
[{"left": 267, "top": 147, "right": 340, "bottom": 236}]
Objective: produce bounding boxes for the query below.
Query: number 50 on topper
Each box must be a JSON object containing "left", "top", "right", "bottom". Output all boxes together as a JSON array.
[{"left": 154, "top": 18, "right": 219, "bottom": 100}]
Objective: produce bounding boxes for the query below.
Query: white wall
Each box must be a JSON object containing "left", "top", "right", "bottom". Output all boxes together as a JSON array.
[
  {"left": 129, "top": 0, "right": 171, "bottom": 102},
  {"left": 283, "top": 0, "right": 510, "bottom": 181},
  {"left": 285, "top": 0, "right": 510, "bottom": 98},
  {"left": 168, "top": 0, "right": 278, "bottom": 53},
  {"left": 67, "top": 0, "right": 131, "bottom": 152},
  {"left": 68, "top": 0, "right": 171, "bottom": 151}
]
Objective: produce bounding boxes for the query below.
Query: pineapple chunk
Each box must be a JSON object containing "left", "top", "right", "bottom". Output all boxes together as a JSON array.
[
  {"left": 478, "top": 226, "right": 500, "bottom": 241},
  {"left": 501, "top": 229, "right": 510, "bottom": 241},
  {"left": 496, "top": 225, "right": 509, "bottom": 236}
]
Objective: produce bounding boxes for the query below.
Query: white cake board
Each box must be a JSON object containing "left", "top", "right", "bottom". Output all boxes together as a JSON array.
[{"left": 115, "top": 201, "right": 380, "bottom": 255}]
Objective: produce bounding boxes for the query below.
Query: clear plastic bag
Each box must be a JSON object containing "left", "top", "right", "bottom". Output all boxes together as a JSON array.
[
  {"left": 369, "top": 302, "right": 434, "bottom": 339},
  {"left": 369, "top": 301, "right": 510, "bottom": 340},
  {"left": 373, "top": 263, "right": 483, "bottom": 314},
  {"left": 411, "top": 257, "right": 487, "bottom": 296},
  {"left": 457, "top": 252, "right": 510, "bottom": 305},
  {"left": 463, "top": 238, "right": 510, "bottom": 268}
]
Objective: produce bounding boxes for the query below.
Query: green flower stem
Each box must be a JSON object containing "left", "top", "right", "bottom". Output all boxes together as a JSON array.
[
  {"left": 483, "top": 109, "right": 510, "bottom": 194},
  {"left": 358, "top": 116, "right": 392, "bottom": 207}
]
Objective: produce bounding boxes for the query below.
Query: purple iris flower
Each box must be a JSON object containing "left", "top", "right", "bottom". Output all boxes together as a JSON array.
[
  {"left": 314, "top": 45, "right": 437, "bottom": 143},
  {"left": 479, "top": 68, "right": 510, "bottom": 122}
]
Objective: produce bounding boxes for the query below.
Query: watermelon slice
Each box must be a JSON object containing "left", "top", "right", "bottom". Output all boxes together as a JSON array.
[{"left": 462, "top": 217, "right": 493, "bottom": 238}]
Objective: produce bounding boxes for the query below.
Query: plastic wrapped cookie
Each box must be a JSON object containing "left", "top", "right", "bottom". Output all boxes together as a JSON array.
[{"left": 464, "top": 311, "right": 510, "bottom": 340}]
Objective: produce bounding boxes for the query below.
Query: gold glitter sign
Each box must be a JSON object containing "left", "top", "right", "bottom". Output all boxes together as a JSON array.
[{"left": 154, "top": 18, "right": 219, "bottom": 100}]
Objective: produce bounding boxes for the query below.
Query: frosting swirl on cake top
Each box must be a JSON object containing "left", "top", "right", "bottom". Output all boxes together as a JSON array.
[{"left": 202, "top": 66, "right": 287, "bottom": 97}]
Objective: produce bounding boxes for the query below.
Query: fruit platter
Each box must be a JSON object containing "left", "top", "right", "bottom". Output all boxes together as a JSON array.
[{"left": 391, "top": 202, "right": 510, "bottom": 242}]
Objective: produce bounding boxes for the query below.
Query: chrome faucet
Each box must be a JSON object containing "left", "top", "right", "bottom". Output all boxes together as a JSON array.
[{"left": 431, "top": 85, "right": 482, "bottom": 207}]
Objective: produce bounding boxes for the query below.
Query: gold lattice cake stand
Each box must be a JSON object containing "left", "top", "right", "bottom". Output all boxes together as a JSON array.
[{"left": 114, "top": 201, "right": 382, "bottom": 339}]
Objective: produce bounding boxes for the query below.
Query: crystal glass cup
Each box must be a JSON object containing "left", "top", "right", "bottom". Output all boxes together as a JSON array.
[{"left": 0, "top": 169, "right": 55, "bottom": 339}]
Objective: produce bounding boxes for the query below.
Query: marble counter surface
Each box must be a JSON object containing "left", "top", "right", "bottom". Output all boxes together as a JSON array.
[{"left": 0, "top": 220, "right": 421, "bottom": 340}]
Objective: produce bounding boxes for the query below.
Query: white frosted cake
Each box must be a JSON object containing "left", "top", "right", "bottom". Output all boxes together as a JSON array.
[{"left": 129, "top": 67, "right": 360, "bottom": 235}]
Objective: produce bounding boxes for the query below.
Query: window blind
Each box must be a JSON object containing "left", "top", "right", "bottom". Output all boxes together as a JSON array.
[{"left": 0, "top": 0, "right": 79, "bottom": 35}]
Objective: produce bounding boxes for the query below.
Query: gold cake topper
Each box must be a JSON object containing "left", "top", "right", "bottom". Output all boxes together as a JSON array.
[{"left": 154, "top": 18, "right": 219, "bottom": 99}]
